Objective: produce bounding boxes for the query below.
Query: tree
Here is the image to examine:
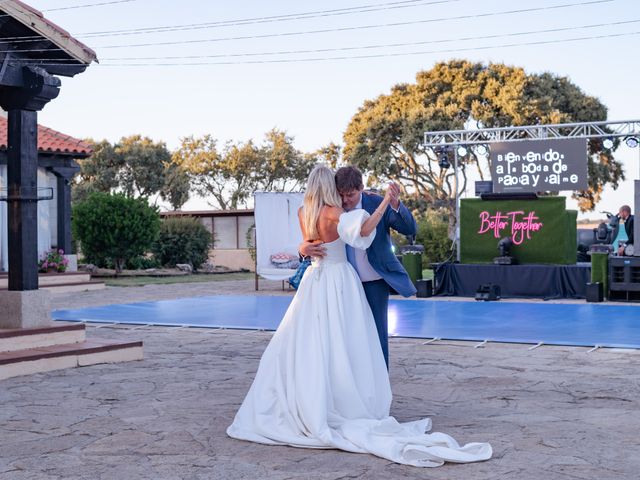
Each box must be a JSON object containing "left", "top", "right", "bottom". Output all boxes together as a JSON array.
[
  {"left": 73, "top": 139, "right": 122, "bottom": 202},
  {"left": 313, "top": 142, "right": 342, "bottom": 168},
  {"left": 73, "top": 136, "right": 188, "bottom": 208},
  {"left": 343, "top": 60, "right": 623, "bottom": 215},
  {"left": 172, "top": 134, "right": 257, "bottom": 210},
  {"left": 415, "top": 209, "right": 452, "bottom": 267},
  {"left": 173, "top": 130, "right": 314, "bottom": 209},
  {"left": 160, "top": 162, "right": 191, "bottom": 210},
  {"left": 116, "top": 135, "right": 171, "bottom": 199},
  {"left": 259, "top": 129, "right": 315, "bottom": 192},
  {"left": 72, "top": 192, "right": 160, "bottom": 273}
]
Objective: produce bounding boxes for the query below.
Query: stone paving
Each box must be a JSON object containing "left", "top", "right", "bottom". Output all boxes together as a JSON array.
[{"left": 1, "top": 278, "right": 639, "bottom": 480}]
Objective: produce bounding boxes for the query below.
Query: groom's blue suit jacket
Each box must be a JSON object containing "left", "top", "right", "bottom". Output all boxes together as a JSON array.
[{"left": 360, "top": 192, "right": 417, "bottom": 298}]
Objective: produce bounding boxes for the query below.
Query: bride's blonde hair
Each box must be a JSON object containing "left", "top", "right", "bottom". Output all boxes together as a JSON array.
[{"left": 303, "top": 164, "right": 342, "bottom": 239}]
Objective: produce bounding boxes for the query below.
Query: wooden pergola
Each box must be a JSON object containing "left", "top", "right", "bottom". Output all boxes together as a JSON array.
[
  {"left": 0, "top": 1, "right": 96, "bottom": 293},
  {"left": 0, "top": 3, "right": 145, "bottom": 376}
]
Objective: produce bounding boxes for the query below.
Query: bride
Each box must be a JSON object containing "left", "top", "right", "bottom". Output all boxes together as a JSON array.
[{"left": 227, "top": 165, "right": 492, "bottom": 467}]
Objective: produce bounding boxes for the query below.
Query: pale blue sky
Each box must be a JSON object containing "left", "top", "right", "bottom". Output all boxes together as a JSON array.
[{"left": 28, "top": 0, "right": 640, "bottom": 215}]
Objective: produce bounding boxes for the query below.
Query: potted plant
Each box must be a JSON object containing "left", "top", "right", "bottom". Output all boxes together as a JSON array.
[{"left": 38, "top": 249, "right": 70, "bottom": 273}]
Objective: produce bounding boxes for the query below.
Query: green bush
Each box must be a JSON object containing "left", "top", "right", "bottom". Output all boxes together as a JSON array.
[
  {"left": 126, "top": 255, "right": 162, "bottom": 270},
  {"left": 152, "top": 216, "right": 212, "bottom": 269},
  {"left": 72, "top": 192, "right": 160, "bottom": 273},
  {"left": 415, "top": 209, "right": 453, "bottom": 268},
  {"left": 246, "top": 223, "right": 256, "bottom": 264}
]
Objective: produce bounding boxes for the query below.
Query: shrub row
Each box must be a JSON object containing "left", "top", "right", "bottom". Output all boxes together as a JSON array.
[{"left": 72, "top": 192, "right": 211, "bottom": 272}]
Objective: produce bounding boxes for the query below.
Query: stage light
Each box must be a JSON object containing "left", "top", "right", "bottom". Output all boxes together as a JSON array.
[
  {"left": 493, "top": 237, "right": 515, "bottom": 265},
  {"left": 595, "top": 222, "right": 609, "bottom": 242},
  {"left": 602, "top": 138, "right": 614, "bottom": 149},
  {"left": 497, "top": 237, "right": 513, "bottom": 257},
  {"left": 456, "top": 146, "right": 468, "bottom": 157},
  {"left": 476, "top": 144, "right": 488, "bottom": 156},
  {"left": 435, "top": 147, "right": 451, "bottom": 170},
  {"left": 625, "top": 136, "right": 639, "bottom": 148},
  {"left": 438, "top": 150, "right": 450, "bottom": 169}
]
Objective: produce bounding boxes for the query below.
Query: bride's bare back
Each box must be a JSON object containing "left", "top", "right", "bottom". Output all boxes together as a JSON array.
[
  {"left": 316, "top": 206, "right": 345, "bottom": 243},
  {"left": 298, "top": 205, "right": 344, "bottom": 244},
  {"left": 299, "top": 194, "right": 389, "bottom": 250}
]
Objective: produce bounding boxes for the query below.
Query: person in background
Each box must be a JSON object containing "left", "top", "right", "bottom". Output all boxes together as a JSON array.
[{"left": 617, "top": 205, "right": 634, "bottom": 256}]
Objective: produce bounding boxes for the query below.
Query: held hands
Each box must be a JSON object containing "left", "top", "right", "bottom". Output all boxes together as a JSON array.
[
  {"left": 360, "top": 182, "right": 401, "bottom": 237},
  {"left": 384, "top": 182, "right": 401, "bottom": 210}
]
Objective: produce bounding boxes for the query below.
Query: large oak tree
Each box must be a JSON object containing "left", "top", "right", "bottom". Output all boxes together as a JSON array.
[{"left": 343, "top": 60, "right": 623, "bottom": 217}]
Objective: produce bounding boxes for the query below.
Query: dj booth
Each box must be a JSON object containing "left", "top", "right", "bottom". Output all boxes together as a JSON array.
[
  {"left": 434, "top": 262, "right": 590, "bottom": 299},
  {"left": 436, "top": 196, "right": 589, "bottom": 299}
]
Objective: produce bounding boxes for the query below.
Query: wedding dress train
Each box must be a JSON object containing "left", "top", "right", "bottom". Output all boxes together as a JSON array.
[{"left": 227, "top": 210, "right": 492, "bottom": 467}]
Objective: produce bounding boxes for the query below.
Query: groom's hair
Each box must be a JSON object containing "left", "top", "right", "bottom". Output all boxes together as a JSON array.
[{"left": 335, "top": 166, "right": 364, "bottom": 192}]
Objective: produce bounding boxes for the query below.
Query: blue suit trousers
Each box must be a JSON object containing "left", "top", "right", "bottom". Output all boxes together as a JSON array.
[{"left": 362, "top": 279, "right": 390, "bottom": 369}]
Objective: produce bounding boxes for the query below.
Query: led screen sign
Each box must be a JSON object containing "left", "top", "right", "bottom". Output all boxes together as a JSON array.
[{"left": 490, "top": 138, "right": 588, "bottom": 193}]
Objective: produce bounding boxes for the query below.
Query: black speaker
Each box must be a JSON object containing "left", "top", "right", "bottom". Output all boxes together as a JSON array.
[
  {"left": 481, "top": 192, "right": 538, "bottom": 201},
  {"left": 475, "top": 284, "right": 501, "bottom": 301},
  {"left": 585, "top": 282, "right": 604, "bottom": 302},
  {"left": 416, "top": 279, "right": 433, "bottom": 298},
  {"left": 475, "top": 180, "right": 493, "bottom": 196}
]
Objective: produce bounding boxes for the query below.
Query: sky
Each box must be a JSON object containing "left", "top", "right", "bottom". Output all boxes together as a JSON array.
[{"left": 24, "top": 0, "right": 640, "bottom": 217}]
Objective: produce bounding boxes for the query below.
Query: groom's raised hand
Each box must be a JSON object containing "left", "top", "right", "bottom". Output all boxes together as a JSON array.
[{"left": 386, "top": 182, "right": 401, "bottom": 210}]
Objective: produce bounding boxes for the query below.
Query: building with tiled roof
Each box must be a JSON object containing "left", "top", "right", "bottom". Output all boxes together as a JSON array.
[
  {"left": 0, "top": 114, "right": 92, "bottom": 271},
  {"left": 0, "top": 115, "right": 92, "bottom": 156}
]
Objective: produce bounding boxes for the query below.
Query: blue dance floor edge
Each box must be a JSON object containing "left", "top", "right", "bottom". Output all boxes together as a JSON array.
[{"left": 52, "top": 295, "right": 640, "bottom": 350}]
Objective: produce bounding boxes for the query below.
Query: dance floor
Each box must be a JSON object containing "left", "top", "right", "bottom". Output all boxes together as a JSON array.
[{"left": 53, "top": 295, "right": 640, "bottom": 349}]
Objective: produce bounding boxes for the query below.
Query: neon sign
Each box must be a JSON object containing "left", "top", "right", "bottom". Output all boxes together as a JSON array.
[{"left": 478, "top": 211, "right": 544, "bottom": 245}]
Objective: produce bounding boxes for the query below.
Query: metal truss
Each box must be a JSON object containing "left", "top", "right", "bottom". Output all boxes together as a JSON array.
[{"left": 423, "top": 119, "right": 640, "bottom": 147}]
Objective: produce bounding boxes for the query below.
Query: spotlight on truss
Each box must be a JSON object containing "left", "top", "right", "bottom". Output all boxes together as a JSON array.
[
  {"left": 625, "top": 136, "right": 639, "bottom": 148},
  {"left": 602, "top": 138, "right": 614, "bottom": 149},
  {"left": 476, "top": 144, "right": 488, "bottom": 156},
  {"left": 456, "top": 146, "right": 468, "bottom": 157},
  {"left": 437, "top": 148, "right": 450, "bottom": 169}
]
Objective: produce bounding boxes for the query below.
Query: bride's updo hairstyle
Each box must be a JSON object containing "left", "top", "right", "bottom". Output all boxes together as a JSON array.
[{"left": 303, "top": 164, "right": 342, "bottom": 240}]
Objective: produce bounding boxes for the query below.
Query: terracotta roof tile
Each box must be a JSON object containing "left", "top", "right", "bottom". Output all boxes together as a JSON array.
[{"left": 0, "top": 116, "right": 92, "bottom": 156}]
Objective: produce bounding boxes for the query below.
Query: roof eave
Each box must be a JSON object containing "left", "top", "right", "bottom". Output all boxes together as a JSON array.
[{"left": 1, "top": 0, "right": 97, "bottom": 65}]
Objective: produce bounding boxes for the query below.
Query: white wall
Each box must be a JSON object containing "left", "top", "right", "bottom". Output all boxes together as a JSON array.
[{"left": 0, "top": 167, "right": 55, "bottom": 271}]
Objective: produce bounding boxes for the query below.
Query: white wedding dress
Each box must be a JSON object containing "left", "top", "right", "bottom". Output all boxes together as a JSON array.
[{"left": 227, "top": 210, "right": 492, "bottom": 467}]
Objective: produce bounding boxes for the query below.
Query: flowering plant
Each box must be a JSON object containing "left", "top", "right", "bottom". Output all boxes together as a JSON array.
[{"left": 38, "top": 248, "right": 69, "bottom": 273}]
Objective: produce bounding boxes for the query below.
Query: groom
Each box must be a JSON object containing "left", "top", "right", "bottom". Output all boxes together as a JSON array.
[{"left": 300, "top": 166, "right": 417, "bottom": 367}]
